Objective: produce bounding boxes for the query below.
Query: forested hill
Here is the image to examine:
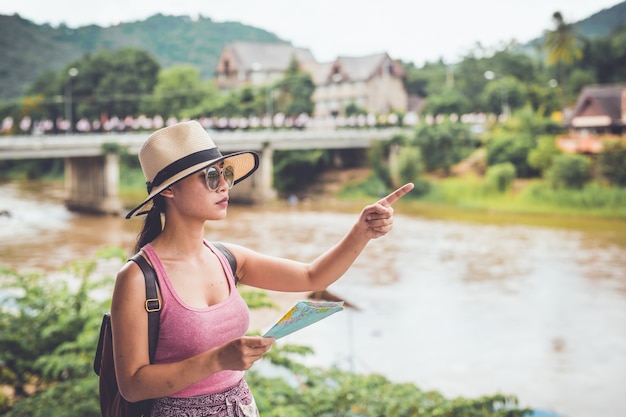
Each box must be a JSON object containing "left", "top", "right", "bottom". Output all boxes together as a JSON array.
[
  {"left": 525, "top": 1, "right": 626, "bottom": 49},
  {"left": 1, "top": 1, "right": 625, "bottom": 101},
  {"left": 0, "top": 13, "right": 286, "bottom": 100},
  {"left": 576, "top": 0, "right": 626, "bottom": 37}
]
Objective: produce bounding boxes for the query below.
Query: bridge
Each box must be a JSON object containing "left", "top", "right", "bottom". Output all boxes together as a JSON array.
[{"left": 0, "top": 128, "right": 406, "bottom": 215}]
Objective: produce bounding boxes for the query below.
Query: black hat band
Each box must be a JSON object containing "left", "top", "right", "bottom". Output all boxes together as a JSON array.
[{"left": 147, "top": 148, "right": 223, "bottom": 193}]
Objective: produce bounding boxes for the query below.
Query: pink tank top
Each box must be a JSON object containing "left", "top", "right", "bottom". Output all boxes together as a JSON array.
[{"left": 142, "top": 241, "right": 249, "bottom": 397}]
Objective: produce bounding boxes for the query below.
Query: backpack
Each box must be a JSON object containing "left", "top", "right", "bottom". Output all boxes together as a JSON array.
[{"left": 93, "top": 243, "right": 237, "bottom": 417}]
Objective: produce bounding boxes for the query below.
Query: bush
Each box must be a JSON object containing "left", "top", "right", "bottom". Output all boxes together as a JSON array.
[
  {"left": 411, "top": 120, "right": 478, "bottom": 175},
  {"left": 548, "top": 154, "right": 592, "bottom": 189},
  {"left": 485, "top": 133, "right": 538, "bottom": 178},
  {"left": 396, "top": 145, "right": 431, "bottom": 196},
  {"left": 0, "top": 247, "right": 126, "bottom": 416},
  {"left": 527, "top": 135, "right": 561, "bottom": 175},
  {"left": 396, "top": 146, "right": 423, "bottom": 184},
  {"left": 272, "top": 149, "right": 331, "bottom": 195},
  {"left": 599, "top": 141, "right": 626, "bottom": 186},
  {"left": 484, "top": 162, "right": 517, "bottom": 193},
  {"left": 368, "top": 141, "right": 393, "bottom": 188}
]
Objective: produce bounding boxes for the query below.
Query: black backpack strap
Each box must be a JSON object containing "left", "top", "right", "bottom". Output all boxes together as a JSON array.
[
  {"left": 129, "top": 253, "right": 161, "bottom": 362},
  {"left": 93, "top": 313, "right": 109, "bottom": 375},
  {"left": 212, "top": 242, "right": 238, "bottom": 282}
]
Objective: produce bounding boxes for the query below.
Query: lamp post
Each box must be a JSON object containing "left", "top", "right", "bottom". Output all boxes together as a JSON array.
[
  {"left": 484, "top": 70, "right": 510, "bottom": 118},
  {"left": 65, "top": 67, "right": 79, "bottom": 133}
]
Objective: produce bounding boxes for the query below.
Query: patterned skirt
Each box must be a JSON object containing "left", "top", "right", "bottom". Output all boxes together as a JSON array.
[{"left": 150, "top": 378, "right": 259, "bottom": 417}]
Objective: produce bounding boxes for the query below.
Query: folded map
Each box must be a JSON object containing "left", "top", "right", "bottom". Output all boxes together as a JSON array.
[{"left": 263, "top": 300, "right": 344, "bottom": 339}]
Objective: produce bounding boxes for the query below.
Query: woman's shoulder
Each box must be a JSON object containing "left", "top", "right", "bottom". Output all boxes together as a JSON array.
[{"left": 116, "top": 254, "right": 150, "bottom": 290}]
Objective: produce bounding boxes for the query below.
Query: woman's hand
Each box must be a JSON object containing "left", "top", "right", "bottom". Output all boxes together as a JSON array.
[
  {"left": 356, "top": 183, "right": 414, "bottom": 239},
  {"left": 216, "top": 336, "right": 275, "bottom": 371}
]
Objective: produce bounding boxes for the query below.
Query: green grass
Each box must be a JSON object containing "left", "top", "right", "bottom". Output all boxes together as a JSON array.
[
  {"left": 337, "top": 172, "right": 626, "bottom": 221},
  {"left": 426, "top": 178, "right": 626, "bottom": 219},
  {"left": 518, "top": 181, "right": 626, "bottom": 217}
]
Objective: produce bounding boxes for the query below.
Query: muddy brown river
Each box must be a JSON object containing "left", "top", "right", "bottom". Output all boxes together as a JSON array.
[{"left": 1, "top": 181, "right": 625, "bottom": 417}]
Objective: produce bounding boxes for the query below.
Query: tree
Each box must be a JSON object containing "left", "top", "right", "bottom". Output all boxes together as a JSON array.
[
  {"left": 527, "top": 135, "right": 562, "bottom": 175},
  {"left": 543, "top": 12, "right": 583, "bottom": 106},
  {"left": 599, "top": 141, "right": 626, "bottom": 186},
  {"left": 24, "top": 69, "right": 65, "bottom": 126},
  {"left": 400, "top": 59, "right": 448, "bottom": 98},
  {"left": 450, "top": 56, "right": 487, "bottom": 112},
  {"left": 396, "top": 146, "right": 424, "bottom": 186},
  {"left": 272, "top": 150, "right": 331, "bottom": 196},
  {"left": 486, "top": 132, "right": 538, "bottom": 178},
  {"left": 411, "top": 120, "right": 477, "bottom": 175},
  {"left": 548, "top": 154, "right": 592, "bottom": 189},
  {"left": 24, "top": 47, "right": 161, "bottom": 124},
  {"left": 578, "top": 25, "right": 626, "bottom": 85},
  {"left": 525, "top": 82, "right": 562, "bottom": 117},
  {"left": 481, "top": 76, "right": 527, "bottom": 116},
  {"left": 421, "top": 87, "right": 471, "bottom": 116},
  {"left": 140, "top": 65, "right": 209, "bottom": 117},
  {"left": 396, "top": 146, "right": 430, "bottom": 196},
  {"left": 488, "top": 49, "right": 538, "bottom": 84},
  {"left": 94, "top": 47, "right": 160, "bottom": 118},
  {"left": 273, "top": 57, "right": 315, "bottom": 117}
]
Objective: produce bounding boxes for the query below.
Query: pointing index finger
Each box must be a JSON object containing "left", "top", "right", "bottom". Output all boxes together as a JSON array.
[{"left": 378, "top": 183, "right": 414, "bottom": 206}]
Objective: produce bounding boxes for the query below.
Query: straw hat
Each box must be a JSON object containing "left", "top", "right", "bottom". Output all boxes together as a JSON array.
[{"left": 125, "top": 120, "right": 259, "bottom": 219}]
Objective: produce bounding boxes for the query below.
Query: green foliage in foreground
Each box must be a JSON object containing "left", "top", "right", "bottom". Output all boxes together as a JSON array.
[
  {"left": 0, "top": 246, "right": 127, "bottom": 417},
  {"left": 0, "top": 251, "right": 532, "bottom": 417},
  {"left": 248, "top": 366, "right": 531, "bottom": 417}
]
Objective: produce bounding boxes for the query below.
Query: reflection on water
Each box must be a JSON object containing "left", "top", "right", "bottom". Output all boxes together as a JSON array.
[{"left": 1, "top": 182, "right": 625, "bottom": 417}]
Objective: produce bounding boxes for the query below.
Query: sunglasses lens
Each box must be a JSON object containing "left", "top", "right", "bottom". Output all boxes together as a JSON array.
[
  {"left": 205, "top": 166, "right": 235, "bottom": 190},
  {"left": 224, "top": 166, "right": 235, "bottom": 188},
  {"left": 205, "top": 168, "right": 220, "bottom": 190}
]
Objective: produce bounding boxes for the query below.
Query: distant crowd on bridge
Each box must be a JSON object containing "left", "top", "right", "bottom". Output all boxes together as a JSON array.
[{"left": 1, "top": 111, "right": 492, "bottom": 136}]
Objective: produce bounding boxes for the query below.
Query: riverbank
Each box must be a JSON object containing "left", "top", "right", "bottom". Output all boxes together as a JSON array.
[
  {"left": 307, "top": 167, "right": 626, "bottom": 222},
  {"left": 4, "top": 157, "right": 626, "bottom": 223}
]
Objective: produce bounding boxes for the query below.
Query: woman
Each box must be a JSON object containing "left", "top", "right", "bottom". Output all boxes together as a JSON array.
[{"left": 111, "top": 120, "right": 413, "bottom": 416}]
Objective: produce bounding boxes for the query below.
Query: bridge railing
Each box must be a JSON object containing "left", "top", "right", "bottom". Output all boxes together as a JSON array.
[{"left": 0, "top": 128, "right": 410, "bottom": 160}]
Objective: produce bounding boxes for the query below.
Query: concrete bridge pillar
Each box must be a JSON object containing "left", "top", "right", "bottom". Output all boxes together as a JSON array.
[
  {"left": 257, "top": 143, "right": 277, "bottom": 202},
  {"left": 64, "top": 154, "right": 123, "bottom": 215}
]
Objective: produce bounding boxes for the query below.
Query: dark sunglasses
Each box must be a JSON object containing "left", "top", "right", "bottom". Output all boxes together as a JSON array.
[{"left": 204, "top": 165, "right": 235, "bottom": 190}]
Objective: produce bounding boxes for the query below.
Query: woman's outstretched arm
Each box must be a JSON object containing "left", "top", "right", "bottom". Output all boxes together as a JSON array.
[{"left": 233, "top": 183, "right": 414, "bottom": 292}]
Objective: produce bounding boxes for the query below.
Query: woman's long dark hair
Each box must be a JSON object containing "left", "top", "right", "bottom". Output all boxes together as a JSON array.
[{"left": 133, "top": 195, "right": 165, "bottom": 254}]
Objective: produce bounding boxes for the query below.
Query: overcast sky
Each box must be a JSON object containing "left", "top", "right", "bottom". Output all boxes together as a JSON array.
[{"left": 3, "top": 0, "right": 621, "bottom": 65}]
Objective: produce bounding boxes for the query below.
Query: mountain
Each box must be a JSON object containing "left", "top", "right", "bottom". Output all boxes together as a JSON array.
[
  {"left": 1, "top": 2, "right": 625, "bottom": 102},
  {"left": 525, "top": 1, "right": 626, "bottom": 50},
  {"left": 0, "top": 13, "right": 286, "bottom": 101},
  {"left": 575, "top": 1, "right": 626, "bottom": 38}
]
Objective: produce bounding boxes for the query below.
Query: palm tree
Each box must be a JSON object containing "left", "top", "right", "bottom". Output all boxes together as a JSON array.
[{"left": 543, "top": 12, "right": 583, "bottom": 107}]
